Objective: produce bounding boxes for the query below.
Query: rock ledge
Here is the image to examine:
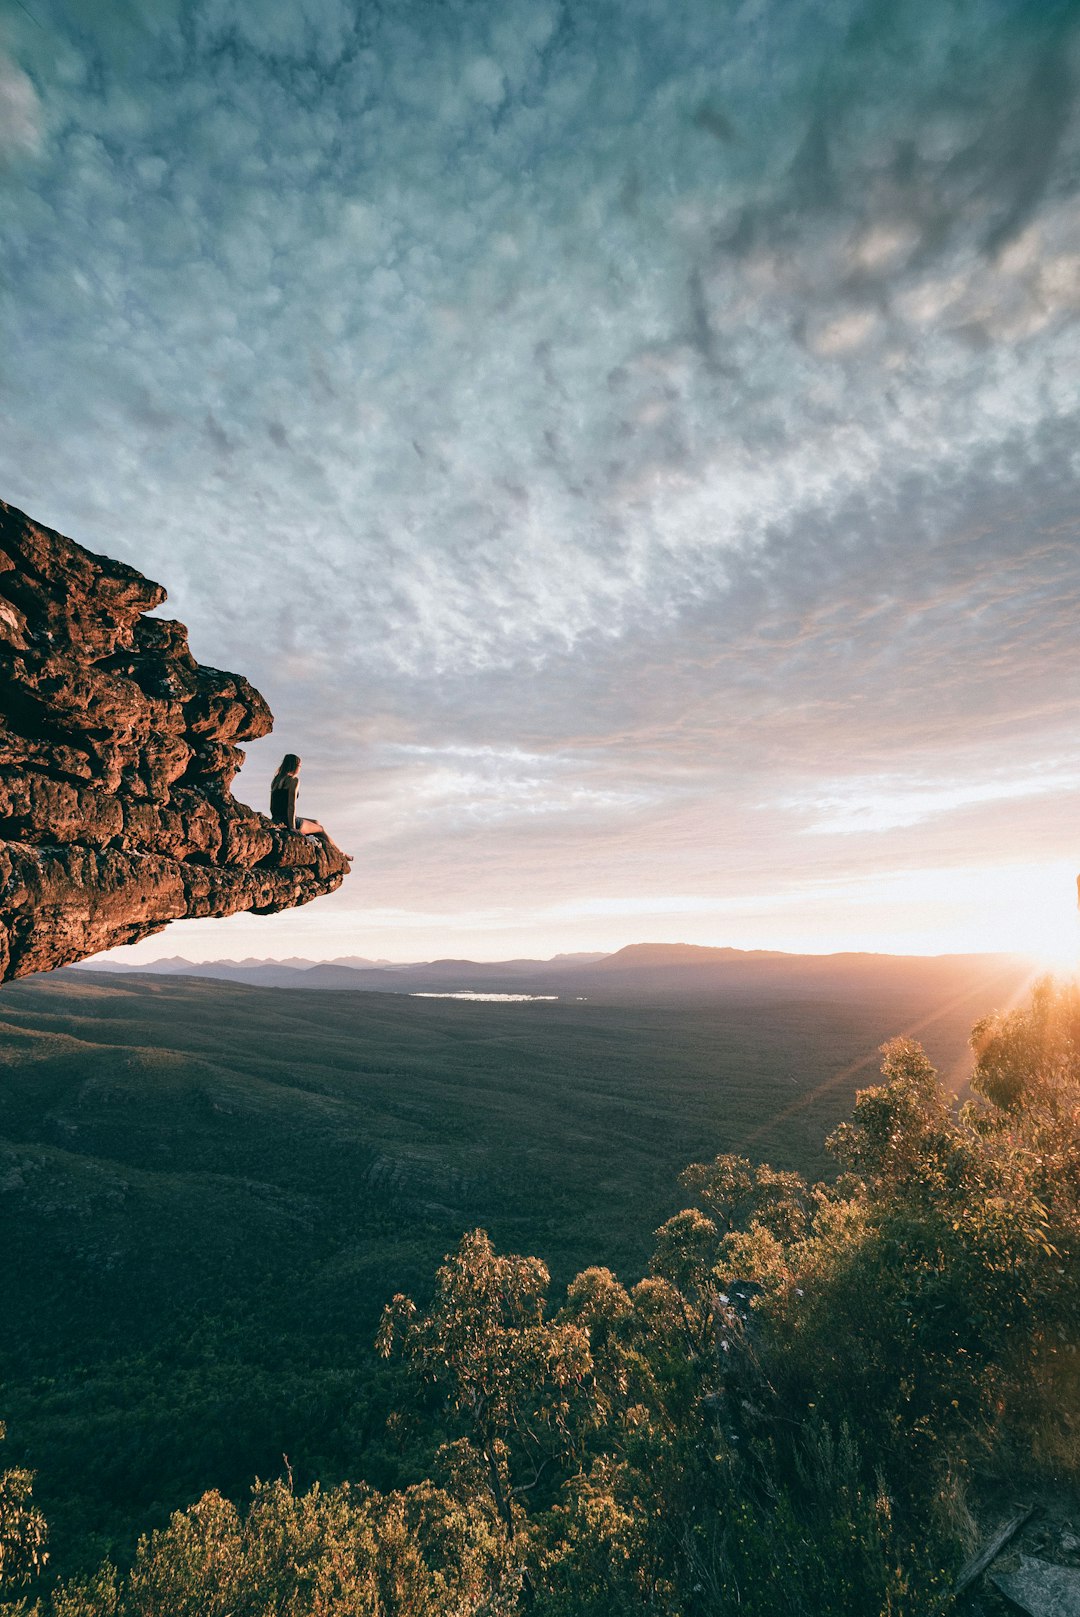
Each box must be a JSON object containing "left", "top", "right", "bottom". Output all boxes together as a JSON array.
[{"left": 0, "top": 499, "right": 349, "bottom": 982}]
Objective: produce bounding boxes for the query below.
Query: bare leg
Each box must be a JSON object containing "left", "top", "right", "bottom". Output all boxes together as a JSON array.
[{"left": 297, "top": 817, "right": 352, "bottom": 860}]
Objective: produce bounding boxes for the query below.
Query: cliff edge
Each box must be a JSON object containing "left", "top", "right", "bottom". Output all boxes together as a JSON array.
[{"left": 0, "top": 498, "right": 350, "bottom": 981}]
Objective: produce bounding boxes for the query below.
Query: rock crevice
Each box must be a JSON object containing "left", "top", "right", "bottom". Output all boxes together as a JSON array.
[{"left": 0, "top": 499, "right": 349, "bottom": 981}]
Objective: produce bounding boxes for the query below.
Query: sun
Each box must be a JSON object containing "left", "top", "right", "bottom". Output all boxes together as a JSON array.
[
  {"left": 897, "top": 860, "right": 1080, "bottom": 978},
  {"left": 1010, "top": 866, "right": 1080, "bottom": 978}
]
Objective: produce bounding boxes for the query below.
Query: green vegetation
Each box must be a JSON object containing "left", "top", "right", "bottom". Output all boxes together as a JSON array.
[
  {"left": 0, "top": 1425, "right": 47, "bottom": 1594},
  {"left": 0, "top": 964, "right": 995, "bottom": 1571},
  {"left": 2, "top": 970, "right": 1077, "bottom": 1612}
]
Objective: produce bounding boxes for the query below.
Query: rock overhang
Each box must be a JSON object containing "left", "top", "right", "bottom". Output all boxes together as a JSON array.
[{"left": 0, "top": 498, "right": 350, "bottom": 982}]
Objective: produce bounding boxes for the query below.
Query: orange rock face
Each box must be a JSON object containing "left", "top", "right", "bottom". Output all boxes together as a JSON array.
[{"left": 0, "top": 498, "right": 350, "bottom": 981}]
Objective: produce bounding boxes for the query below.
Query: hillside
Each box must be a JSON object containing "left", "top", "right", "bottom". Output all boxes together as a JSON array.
[{"left": 0, "top": 960, "right": 1037, "bottom": 1575}]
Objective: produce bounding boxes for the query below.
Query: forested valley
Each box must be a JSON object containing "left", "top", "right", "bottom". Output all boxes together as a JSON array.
[{"left": 1, "top": 973, "right": 1077, "bottom": 1614}]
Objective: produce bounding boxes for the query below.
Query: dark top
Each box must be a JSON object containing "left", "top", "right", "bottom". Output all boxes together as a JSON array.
[{"left": 270, "top": 774, "right": 297, "bottom": 831}]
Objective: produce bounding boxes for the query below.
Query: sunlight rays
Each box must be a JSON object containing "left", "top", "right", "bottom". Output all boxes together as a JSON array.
[{"left": 734, "top": 960, "right": 1044, "bottom": 1157}]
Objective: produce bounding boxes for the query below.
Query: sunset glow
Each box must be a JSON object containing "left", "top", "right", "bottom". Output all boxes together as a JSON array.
[
  {"left": 4, "top": 1, "right": 1080, "bottom": 967},
  {"left": 97, "top": 858, "right": 1080, "bottom": 972}
]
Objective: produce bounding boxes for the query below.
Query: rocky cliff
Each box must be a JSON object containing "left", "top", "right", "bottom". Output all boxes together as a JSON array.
[{"left": 0, "top": 498, "right": 350, "bottom": 982}]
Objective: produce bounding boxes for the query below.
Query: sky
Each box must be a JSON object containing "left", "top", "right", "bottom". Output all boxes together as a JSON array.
[{"left": 3, "top": 0, "right": 1080, "bottom": 964}]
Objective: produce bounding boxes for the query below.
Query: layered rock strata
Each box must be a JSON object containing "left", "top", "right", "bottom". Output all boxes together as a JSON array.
[{"left": 0, "top": 498, "right": 349, "bottom": 982}]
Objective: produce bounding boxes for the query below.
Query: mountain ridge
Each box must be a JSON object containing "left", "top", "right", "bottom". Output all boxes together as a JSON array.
[{"left": 69, "top": 941, "right": 1034, "bottom": 1006}]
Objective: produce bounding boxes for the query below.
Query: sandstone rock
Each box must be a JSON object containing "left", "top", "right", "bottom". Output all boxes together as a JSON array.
[{"left": 0, "top": 498, "right": 350, "bottom": 981}]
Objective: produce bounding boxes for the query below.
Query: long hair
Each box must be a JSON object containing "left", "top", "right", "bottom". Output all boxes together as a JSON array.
[{"left": 273, "top": 753, "right": 301, "bottom": 786}]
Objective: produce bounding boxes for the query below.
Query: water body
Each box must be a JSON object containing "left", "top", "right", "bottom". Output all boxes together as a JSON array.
[{"left": 409, "top": 991, "right": 559, "bottom": 1002}]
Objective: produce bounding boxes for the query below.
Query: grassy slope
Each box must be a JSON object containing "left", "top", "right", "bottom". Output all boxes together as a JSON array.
[{"left": 0, "top": 961, "right": 1033, "bottom": 1572}]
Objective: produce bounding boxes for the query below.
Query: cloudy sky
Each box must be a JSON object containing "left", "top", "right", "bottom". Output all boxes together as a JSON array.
[{"left": 4, "top": 0, "right": 1080, "bottom": 963}]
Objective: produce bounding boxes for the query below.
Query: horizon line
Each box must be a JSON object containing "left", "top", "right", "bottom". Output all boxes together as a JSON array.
[{"left": 72, "top": 939, "right": 1042, "bottom": 972}]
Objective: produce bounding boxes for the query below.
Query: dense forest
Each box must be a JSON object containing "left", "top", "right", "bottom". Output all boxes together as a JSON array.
[{"left": 2, "top": 976, "right": 1078, "bottom": 1614}]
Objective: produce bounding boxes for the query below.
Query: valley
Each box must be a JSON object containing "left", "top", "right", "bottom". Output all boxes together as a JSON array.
[{"left": 0, "top": 955, "right": 1035, "bottom": 1573}]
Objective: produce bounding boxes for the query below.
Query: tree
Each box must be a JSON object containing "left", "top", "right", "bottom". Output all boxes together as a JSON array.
[
  {"left": 45, "top": 1478, "right": 516, "bottom": 1617},
  {"left": 376, "top": 1230, "right": 592, "bottom": 1542},
  {"left": 0, "top": 1420, "right": 47, "bottom": 1595}
]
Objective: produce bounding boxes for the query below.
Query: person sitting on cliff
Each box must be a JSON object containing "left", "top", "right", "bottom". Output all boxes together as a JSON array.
[{"left": 270, "top": 753, "right": 326, "bottom": 838}]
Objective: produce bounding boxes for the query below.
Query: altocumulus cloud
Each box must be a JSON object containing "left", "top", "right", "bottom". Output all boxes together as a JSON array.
[{"left": 3, "top": 0, "right": 1080, "bottom": 955}]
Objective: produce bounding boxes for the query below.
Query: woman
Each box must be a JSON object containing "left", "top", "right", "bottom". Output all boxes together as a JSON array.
[{"left": 270, "top": 753, "right": 325, "bottom": 836}]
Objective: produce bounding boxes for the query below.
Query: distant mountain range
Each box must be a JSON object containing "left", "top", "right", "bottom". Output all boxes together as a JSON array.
[{"left": 71, "top": 942, "right": 1035, "bottom": 1006}]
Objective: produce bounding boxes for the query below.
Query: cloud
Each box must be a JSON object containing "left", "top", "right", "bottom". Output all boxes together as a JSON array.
[
  {"left": 375, "top": 742, "right": 658, "bottom": 829},
  {"left": 0, "top": 51, "right": 40, "bottom": 158},
  {"left": 3, "top": 0, "right": 1080, "bottom": 955},
  {"left": 787, "top": 769, "right": 1080, "bottom": 836},
  {"left": 3, "top": 2, "right": 1078, "bottom": 665}
]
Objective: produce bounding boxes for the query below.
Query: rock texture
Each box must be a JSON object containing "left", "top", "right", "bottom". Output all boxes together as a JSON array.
[
  {"left": 0, "top": 498, "right": 349, "bottom": 982},
  {"left": 991, "top": 1555, "right": 1080, "bottom": 1616}
]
